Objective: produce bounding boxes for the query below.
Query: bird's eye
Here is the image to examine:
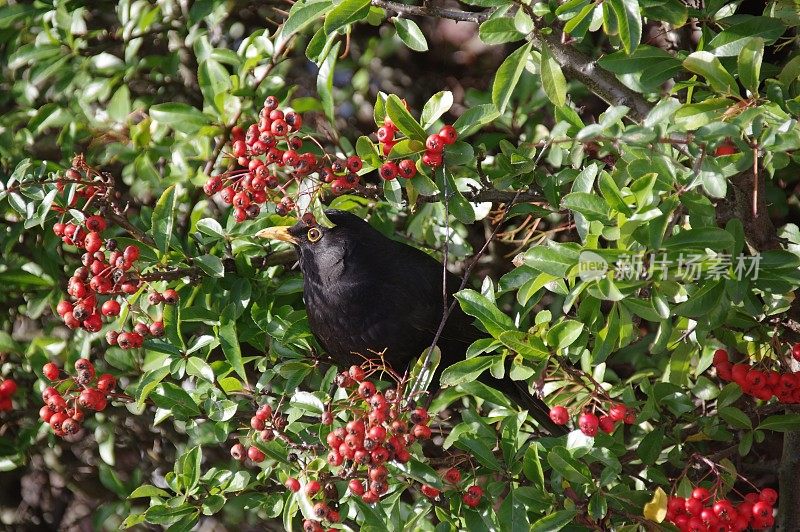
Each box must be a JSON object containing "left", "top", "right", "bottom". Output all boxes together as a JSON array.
[{"left": 307, "top": 227, "right": 322, "bottom": 242}]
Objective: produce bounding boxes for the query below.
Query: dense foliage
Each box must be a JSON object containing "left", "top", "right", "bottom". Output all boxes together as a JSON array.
[{"left": 2, "top": 0, "right": 800, "bottom": 530}]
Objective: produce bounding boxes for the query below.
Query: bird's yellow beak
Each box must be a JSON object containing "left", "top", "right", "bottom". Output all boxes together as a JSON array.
[{"left": 255, "top": 226, "right": 297, "bottom": 244}]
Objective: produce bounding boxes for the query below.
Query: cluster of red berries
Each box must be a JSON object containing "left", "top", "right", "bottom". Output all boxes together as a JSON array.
[
  {"left": 54, "top": 232, "right": 142, "bottom": 332},
  {"left": 325, "top": 366, "right": 430, "bottom": 500},
  {"left": 103, "top": 289, "right": 177, "bottom": 350},
  {"left": 419, "top": 467, "right": 484, "bottom": 508},
  {"left": 666, "top": 487, "right": 778, "bottom": 531},
  {"left": 283, "top": 477, "right": 341, "bottom": 532},
  {"left": 548, "top": 402, "right": 635, "bottom": 437},
  {"left": 229, "top": 402, "right": 288, "bottom": 465},
  {"left": 712, "top": 348, "right": 800, "bottom": 402},
  {"left": 0, "top": 378, "right": 18, "bottom": 411},
  {"left": 39, "top": 358, "right": 115, "bottom": 438},
  {"left": 375, "top": 118, "right": 458, "bottom": 180},
  {"left": 204, "top": 95, "right": 365, "bottom": 221}
]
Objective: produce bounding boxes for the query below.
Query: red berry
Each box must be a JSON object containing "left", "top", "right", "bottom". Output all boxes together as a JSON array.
[
  {"left": 56, "top": 300, "right": 73, "bottom": 317},
  {"left": 760, "top": 487, "right": 778, "bottom": 505},
  {"left": 101, "top": 299, "right": 121, "bottom": 317},
  {"left": 425, "top": 134, "right": 444, "bottom": 152},
  {"left": 230, "top": 443, "right": 245, "bottom": 460},
  {"left": 247, "top": 446, "right": 265, "bottom": 463},
  {"left": 444, "top": 468, "right": 461, "bottom": 484},
  {"left": 578, "top": 412, "right": 599, "bottom": 436},
  {"left": 349, "top": 479, "right": 365, "bottom": 495},
  {"left": 792, "top": 343, "right": 800, "bottom": 361},
  {"left": 358, "top": 381, "right": 376, "bottom": 398},
  {"left": 713, "top": 348, "right": 729, "bottom": 365},
  {"left": 598, "top": 415, "right": 616, "bottom": 433},
  {"left": 752, "top": 501, "right": 772, "bottom": 518},
  {"left": 162, "top": 289, "right": 179, "bottom": 304},
  {"left": 0, "top": 379, "right": 17, "bottom": 397},
  {"left": 379, "top": 162, "right": 398, "bottom": 181},
  {"left": 715, "top": 141, "right": 737, "bottom": 156},
  {"left": 349, "top": 365, "right": 365, "bottom": 382},
  {"left": 97, "top": 373, "right": 116, "bottom": 392},
  {"left": 462, "top": 485, "right": 483, "bottom": 508},
  {"left": 346, "top": 155, "right": 363, "bottom": 173},
  {"left": 327, "top": 451, "right": 343, "bottom": 466},
  {"left": 43, "top": 363, "right": 60, "bottom": 381},
  {"left": 306, "top": 480, "right": 321, "bottom": 496},
  {"left": 685, "top": 496, "right": 703, "bottom": 516},
  {"left": 422, "top": 151, "right": 442, "bottom": 167},
  {"left": 421, "top": 484, "right": 440, "bottom": 499},
  {"left": 123, "top": 245, "right": 140, "bottom": 263},
  {"left": 285, "top": 477, "right": 301, "bottom": 492},
  {"left": 376, "top": 126, "right": 394, "bottom": 143},
  {"left": 439, "top": 125, "right": 457, "bottom": 144},
  {"left": 549, "top": 405, "right": 569, "bottom": 425},
  {"left": 397, "top": 158, "right": 417, "bottom": 178}
]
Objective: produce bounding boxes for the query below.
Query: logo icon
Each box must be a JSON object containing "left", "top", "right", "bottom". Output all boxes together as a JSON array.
[{"left": 578, "top": 251, "right": 608, "bottom": 281}]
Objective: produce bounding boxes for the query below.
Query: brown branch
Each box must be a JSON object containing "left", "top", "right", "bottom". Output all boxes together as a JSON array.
[
  {"left": 370, "top": 0, "right": 654, "bottom": 121},
  {"left": 349, "top": 183, "right": 543, "bottom": 205},
  {"left": 370, "top": 0, "right": 491, "bottom": 23},
  {"left": 139, "top": 249, "right": 297, "bottom": 281}
]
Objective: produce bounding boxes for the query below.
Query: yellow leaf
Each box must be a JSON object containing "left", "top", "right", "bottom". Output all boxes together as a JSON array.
[
  {"left": 685, "top": 432, "right": 711, "bottom": 442},
  {"left": 643, "top": 487, "right": 668, "bottom": 522}
]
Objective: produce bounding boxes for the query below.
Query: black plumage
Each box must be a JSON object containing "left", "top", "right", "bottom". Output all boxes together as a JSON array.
[{"left": 258, "top": 209, "right": 563, "bottom": 434}]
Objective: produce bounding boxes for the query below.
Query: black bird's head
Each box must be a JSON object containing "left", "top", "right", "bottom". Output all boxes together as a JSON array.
[{"left": 255, "top": 210, "right": 374, "bottom": 279}]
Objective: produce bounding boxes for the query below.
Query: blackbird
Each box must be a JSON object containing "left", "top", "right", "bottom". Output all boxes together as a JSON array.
[{"left": 257, "top": 209, "right": 564, "bottom": 434}]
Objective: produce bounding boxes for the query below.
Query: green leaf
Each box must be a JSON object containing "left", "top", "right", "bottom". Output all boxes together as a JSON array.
[
  {"left": 492, "top": 41, "right": 532, "bottom": 114},
  {"left": 674, "top": 281, "right": 725, "bottom": 318},
  {"left": 317, "top": 42, "right": 339, "bottom": 123},
  {"left": 530, "top": 509, "right": 578, "bottom": 532},
  {"left": 709, "top": 17, "right": 786, "bottom": 57},
  {"left": 175, "top": 445, "right": 202, "bottom": 491},
  {"left": 547, "top": 447, "right": 592, "bottom": 484},
  {"left": 719, "top": 406, "right": 752, "bottom": 430},
  {"left": 440, "top": 357, "right": 494, "bottom": 386},
  {"left": 479, "top": 17, "right": 525, "bottom": 44},
  {"left": 454, "top": 104, "right": 500, "bottom": 137},
  {"left": 738, "top": 37, "right": 764, "bottom": 95},
  {"left": 420, "top": 91, "right": 453, "bottom": 129},
  {"left": 196, "top": 218, "right": 226, "bottom": 239},
  {"left": 683, "top": 51, "right": 738, "bottom": 95},
  {"left": 540, "top": 42, "right": 567, "bottom": 107},
  {"left": 523, "top": 245, "right": 579, "bottom": 277},
  {"left": 498, "top": 330, "right": 549, "bottom": 360},
  {"left": 637, "top": 428, "right": 664, "bottom": 464},
  {"left": 218, "top": 310, "right": 247, "bottom": 382},
  {"left": 663, "top": 227, "right": 734, "bottom": 251},
  {"left": 195, "top": 254, "right": 224, "bottom": 278},
  {"left": 498, "top": 489, "right": 530, "bottom": 530},
  {"left": 198, "top": 59, "right": 231, "bottom": 115},
  {"left": 386, "top": 94, "right": 427, "bottom": 142},
  {"left": 757, "top": 414, "right": 800, "bottom": 432},
  {"left": 608, "top": 0, "right": 642, "bottom": 55},
  {"left": 324, "top": 0, "right": 370, "bottom": 34},
  {"left": 455, "top": 437, "right": 503, "bottom": 470},
  {"left": 282, "top": 0, "right": 333, "bottom": 37},
  {"left": 144, "top": 504, "right": 196, "bottom": 525},
  {"left": 149, "top": 103, "right": 210, "bottom": 133},
  {"left": 151, "top": 383, "right": 201, "bottom": 418},
  {"left": 455, "top": 289, "right": 514, "bottom": 337},
  {"left": 561, "top": 192, "right": 610, "bottom": 221},
  {"left": 108, "top": 85, "right": 131, "bottom": 122},
  {"left": 186, "top": 356, "right": 215, "bottom": 381},
  {"left": 546, "top": 320, "right": 584, "bottom": 350},
  {"left": 129, "top": 484, "right": 170, "bottom": 498},
  {"left": 393, "top": 18, "right": 428, "bottom": 51},
  {"left": 151, "top": 185, "right": 178, "bottom": 255}
]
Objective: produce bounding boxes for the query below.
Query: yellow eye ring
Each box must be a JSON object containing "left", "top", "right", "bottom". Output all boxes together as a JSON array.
[{"left": 307, "top": 227, "right": 322, "bottom": 242}]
